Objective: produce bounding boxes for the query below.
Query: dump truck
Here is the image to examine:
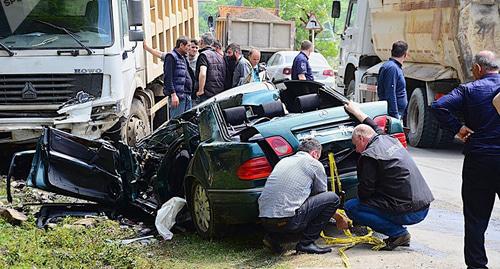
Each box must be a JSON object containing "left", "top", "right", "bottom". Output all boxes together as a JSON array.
[
  {"left": 214, "top": 6, "right": 295, "bottom": 62},
  {"left": 332, "top": 0, "right": 499, "bottom": 148},
  {"left": 0, "top": 0, "right": 198, "bottom": 145}
]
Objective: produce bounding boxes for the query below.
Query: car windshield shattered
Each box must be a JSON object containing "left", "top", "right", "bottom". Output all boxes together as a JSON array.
[
  {"left": 7, "top": 81, "right": 405, "bottom": 237},
  {"left": 0, "top": 0, "right": 112, "bottom": 49}
]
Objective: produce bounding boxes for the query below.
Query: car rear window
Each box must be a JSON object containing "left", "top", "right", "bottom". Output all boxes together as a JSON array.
[{"left": 284, "top": 53, "right": 328, "bottom": 66}]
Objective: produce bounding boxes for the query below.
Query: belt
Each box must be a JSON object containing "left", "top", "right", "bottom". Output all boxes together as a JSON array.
[{"left": 260, "top": 217, "right": 291, "bottom": 228}]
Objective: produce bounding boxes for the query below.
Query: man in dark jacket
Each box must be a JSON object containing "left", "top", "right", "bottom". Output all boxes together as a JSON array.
[
  {"left": 377, "top": 41, "right": 408, "bottom": 119},
  {"left": 195, "top": 32, "right": 226, "bottom": 102},
  {"left": 163, "top": 37, "right": 193, "bottom": 118},
  {"left": 431, "top": 50, "right": 499, "bottom": 269},
  {"left": 343, "top": 101, "right": 434, "bottom": 250}
]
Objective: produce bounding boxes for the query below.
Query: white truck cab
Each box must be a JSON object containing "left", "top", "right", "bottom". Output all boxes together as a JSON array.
[{"left": 0, "top": 0, "right": 198, "bottom": 145}]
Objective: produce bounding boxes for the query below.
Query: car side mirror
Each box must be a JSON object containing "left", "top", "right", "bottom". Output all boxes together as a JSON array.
[
  {"left": 208, "top": 16, "right": 214, "bottom": 33},
  {"left": 128, "top": 0, "right": 144, "bottom": 42},
  {"left": 331, "top": 1, "right": 341, "bottom": 19}
]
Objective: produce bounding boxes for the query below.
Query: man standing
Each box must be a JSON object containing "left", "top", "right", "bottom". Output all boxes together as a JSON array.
[
  {"left": 163, "top": 37, "right": 193, "bottom": 118},
  {"left": 187, "top": 39, "right": 199, "bottom": 73},
  {"left": 224, "top": 45, "right": 237, "bottom": 90},
  {"left": 245, "top": 48, "right": 265, "bottom": 83},
  {"left": 343, "top": 101, "right": 434, "bottom": 250},
  {"left": 377, "top": 41, "right": 408, "bottom": 119},
  {"left": 230, "top": 43, "right": 252, "bottom": 87},
  {"left": 195, "top": 33, "right": 226, "bottom": 102},
  {"left": 431, "top": 51, "right": 499, "bottom": 269},
  {"left": 291, "top": 40, "right": 314, "bottom": 81},
  {"left": 259, "top": 138, "right": 348, "bottom": 254}
]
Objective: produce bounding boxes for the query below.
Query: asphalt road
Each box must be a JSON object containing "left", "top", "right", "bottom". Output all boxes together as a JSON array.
[{"left": 336, "top": 145, "right": 500, "bottom": 269}]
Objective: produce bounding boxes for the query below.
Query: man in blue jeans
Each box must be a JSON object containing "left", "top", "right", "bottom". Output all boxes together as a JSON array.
[
  {"left": 431, "top": 51, "right": 499, "bottom": 269},
  {"left": 163, "top": 37, "right": 194, "bottom": 118},
  {"left": 343, "top": 101, "right": 434, "bottom": 250}
]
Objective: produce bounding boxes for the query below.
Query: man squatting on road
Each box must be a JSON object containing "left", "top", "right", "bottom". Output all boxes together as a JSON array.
[
  {"left": 343, "top": 101, "right": 434, "bottom": 250},
  {"left": 258, "top": 138, "right": 350, "bottom": 254},
  {"left": 431, "top": 50, "right": 499, "bottom": 269}
]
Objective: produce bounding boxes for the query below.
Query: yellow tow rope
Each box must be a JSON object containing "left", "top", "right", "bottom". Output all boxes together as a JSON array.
[{"left": 321, "top": 152, "right": 386, "bottom": 268}]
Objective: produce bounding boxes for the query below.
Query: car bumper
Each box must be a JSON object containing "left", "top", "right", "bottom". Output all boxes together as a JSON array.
[{"left": 207, "top": 187, "right": 262, "bottom": 224}]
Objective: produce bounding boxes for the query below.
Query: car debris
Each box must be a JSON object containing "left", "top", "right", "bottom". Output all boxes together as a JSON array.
[
  {"left": 6, "top": 81, "right": 406, "bottom": 238},
  {"left": 0, "top": 207, "right": 28, "bottom": 225}
]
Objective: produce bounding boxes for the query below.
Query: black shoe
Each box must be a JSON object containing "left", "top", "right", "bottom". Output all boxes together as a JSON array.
[
  {"left": 381, "top": 233, "right": 411, "bottom": 251},
  {"left": 295, "top": 242, "right": 332, "bottom": 254},
  {"left": 263, "top": 234, "right": 284, "bottom": 254}
]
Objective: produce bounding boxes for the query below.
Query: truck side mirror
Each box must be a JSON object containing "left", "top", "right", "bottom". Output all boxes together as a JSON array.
[
  {"left": 128, "top": 0, "right": 144, "bottom": 42},
  {"left": 331, "top": 1, "right": 341, "bottom": 19}
]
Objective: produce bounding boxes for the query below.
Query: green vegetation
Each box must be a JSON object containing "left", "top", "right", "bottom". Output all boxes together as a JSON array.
[{"left": 0, "top": 180, "right": 342, "bottom": 268}]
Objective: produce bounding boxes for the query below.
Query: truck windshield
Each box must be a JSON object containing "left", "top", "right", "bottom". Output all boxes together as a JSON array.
[{"left": 0, "top": 0, "right": 112, "bottom": 49}]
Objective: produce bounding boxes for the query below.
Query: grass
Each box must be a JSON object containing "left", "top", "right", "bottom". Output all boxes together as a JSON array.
[{"left": 0, "top": 179, "right": 316, "bottom": 269}]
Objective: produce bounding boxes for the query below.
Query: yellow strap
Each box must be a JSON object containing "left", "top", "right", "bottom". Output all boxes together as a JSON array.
[{"left": 323, "top": 153, "right": 385, "bottom": 268}]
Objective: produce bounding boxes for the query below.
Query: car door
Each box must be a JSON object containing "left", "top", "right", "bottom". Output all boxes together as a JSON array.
[{"left": 27, "top": 128, "right": 131, "bottom": 205}]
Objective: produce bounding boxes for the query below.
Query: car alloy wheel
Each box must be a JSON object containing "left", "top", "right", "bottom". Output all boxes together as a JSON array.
[{"left": 193, "top": 183, "right": 211, "bottom": 233}]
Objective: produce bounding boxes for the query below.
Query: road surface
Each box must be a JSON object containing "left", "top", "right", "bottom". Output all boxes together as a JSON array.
[{"left": 295, "top": 145, "right": 500, "bottom": 269}]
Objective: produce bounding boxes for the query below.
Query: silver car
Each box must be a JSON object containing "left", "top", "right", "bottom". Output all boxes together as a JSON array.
[{"left": 266, "top": 51, "right": 336, "bottom": 88}]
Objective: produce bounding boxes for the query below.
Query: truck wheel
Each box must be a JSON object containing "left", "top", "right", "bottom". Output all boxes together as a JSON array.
[
  {"left": 122, "top": 98, "right": 151, "bottom": 146},
  {"left": 345, "top": 79, "right": 356, "bottom": 101},
  {"left": 188, "top": 180, "right": 220, "bottom": 239},
  {"left": 407, "top": 88, "right": 439, "bottom": 148}
]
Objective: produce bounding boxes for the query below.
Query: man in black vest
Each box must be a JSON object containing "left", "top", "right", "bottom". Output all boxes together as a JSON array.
[
  {"left": 195, "top": 33, "right": 226, "bottom": 102},
  {"left": 163, "top": 37, "right": 193, "bottom": 118},
  {"left": 343, "top": 101, "right": 434, "bottom": 250}
]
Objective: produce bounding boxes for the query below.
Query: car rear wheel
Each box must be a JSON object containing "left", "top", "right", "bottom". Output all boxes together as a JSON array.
[{"left": 189, "top": 181, "right": 220, "bottom": 238}]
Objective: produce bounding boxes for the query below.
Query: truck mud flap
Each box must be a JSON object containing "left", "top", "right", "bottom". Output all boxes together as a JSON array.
[{"left": 24, "top": 127, "right": 125, "bottom": 205}]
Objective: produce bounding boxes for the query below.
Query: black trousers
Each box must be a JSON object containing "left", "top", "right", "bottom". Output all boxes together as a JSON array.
[
  {"left": 462, "top": 154, "right": 500, "bottom": 269},
  {"left": 262, "top": 192, "right": 340, "bottom": 245}
]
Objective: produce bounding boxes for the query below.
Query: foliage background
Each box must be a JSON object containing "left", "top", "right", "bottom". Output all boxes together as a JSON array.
[{"left": 198, "top": 0, "right": 350, "bottom": 67}]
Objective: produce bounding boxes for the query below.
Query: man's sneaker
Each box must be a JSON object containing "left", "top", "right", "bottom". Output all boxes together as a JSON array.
[
  {"left": 262, "top": 234, "right": 284, "bottom": 254},
  {"left": 295, "top": 242, "right": 332, "bottom": 254},
  {"left": 381, "top": 233, "right": 411, "bottom": 251}
]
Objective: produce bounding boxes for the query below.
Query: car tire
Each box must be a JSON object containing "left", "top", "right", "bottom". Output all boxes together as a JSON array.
[
  {"left": 122, "top": 98, "right": 151, "bottom": 146},
  {"left": 407, "top": 88, "right": 441, "bottom": 148},
  {"left": 188, "top": 180, "right": 220, "bottom": 239}
]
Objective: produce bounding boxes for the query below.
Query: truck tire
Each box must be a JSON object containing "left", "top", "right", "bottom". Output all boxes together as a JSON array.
[
  {"left": 345, "top": 79, "right": 356, "bottom": 101},
  {"left": 407, "top": 88, "right": 440, "bottom": 148},
  {"left": 122, "top": 98, "right": 151, "bottom": 146}
]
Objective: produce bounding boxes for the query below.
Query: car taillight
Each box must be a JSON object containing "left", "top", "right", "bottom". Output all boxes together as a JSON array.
[
  {"left": 283, "top": 67, "right": 292, "bottom": 75},
  {"left": 373, "top": 116, "right": 388, "bottom": 133},
  {"left": 434, "top": 93, "right": 445, "bottom": 100},
  {"left": 323, "top": 69, "right": 334, "bottom": 77},
  {"left": 392, "top": 132, "right": 408, "bottom": 148},
  {"left": 237, "top": 157, "right": 272, "bottom": 180},
  {"left": 265, "top": 136, "right": 293, "bottom": 156}
]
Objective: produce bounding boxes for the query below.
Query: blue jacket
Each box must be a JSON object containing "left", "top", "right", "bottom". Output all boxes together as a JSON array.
[
  {"left": 431, "top": 73, "right": 500, "bottom": 156},
  {"left": 377, "top": 58, "right": 407, "bottom": 119},
  {"left": 291, "top": 51, "right": 313, "bottom": 81},
  {"left": 163, "top": 49, "right": 191, "bottom": 97}
]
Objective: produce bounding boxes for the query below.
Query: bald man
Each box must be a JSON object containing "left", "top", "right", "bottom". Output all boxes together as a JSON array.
[
  {"left": 431, "top": 50, "right": 499, "bottom": 269},
  {"left": 344, "top": 101, "right": 434, "bottom": 250}
]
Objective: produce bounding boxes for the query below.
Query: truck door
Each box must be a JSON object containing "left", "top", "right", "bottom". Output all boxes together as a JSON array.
[
  {"left": 340, "top": 0, "right": 360, "bottom": 61},
  {"left": 119, "top": 0, "right": 137, "bottom": 95}
]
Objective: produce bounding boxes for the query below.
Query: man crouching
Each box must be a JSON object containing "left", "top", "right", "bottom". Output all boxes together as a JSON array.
[
  {"left": 258, "top": 138, "right": 348, "bottom": 254},
  {"left": 344, "top": 101, "right": 434, "bottom": 250}
]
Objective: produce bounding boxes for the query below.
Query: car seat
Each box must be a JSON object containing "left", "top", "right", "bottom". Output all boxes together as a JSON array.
[{"left": 295, "top": 93, "right": 320, "bottom": 113}]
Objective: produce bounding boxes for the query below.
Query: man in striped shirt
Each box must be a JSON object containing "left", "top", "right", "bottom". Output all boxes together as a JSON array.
[{"left": 258, "top": 138, "right": 347, "bottom": 254}]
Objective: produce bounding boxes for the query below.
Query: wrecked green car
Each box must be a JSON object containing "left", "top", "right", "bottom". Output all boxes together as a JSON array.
[{"left": 7, "top": 81, "right": 406, "bottom": 238}]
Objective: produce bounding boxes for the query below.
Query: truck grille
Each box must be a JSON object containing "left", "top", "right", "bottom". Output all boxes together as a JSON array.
[{"left": 0, "top": 74, "right": 103, "bottom": 105}]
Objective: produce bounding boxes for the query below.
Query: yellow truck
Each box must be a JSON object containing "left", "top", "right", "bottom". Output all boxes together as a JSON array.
[
  {"left": 0, "top": 0, "right": 198, "bottom": 145},
  {"left": 332, "top": 0, "right": 498, "bottom": 147}
]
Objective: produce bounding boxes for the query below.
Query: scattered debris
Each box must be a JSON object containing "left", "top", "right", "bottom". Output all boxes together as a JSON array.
[
  {"left": 155, "top": 197, "right": 186, "bottom": 240},
  {"left": 73, "top": 218, "right": 97, "bottom": 228},
  {"left": 120, "top": 235, "right": 155, "bottom": 245},
  {"left": 0, "top": 207, "right": 28, "bottom": 225}
]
